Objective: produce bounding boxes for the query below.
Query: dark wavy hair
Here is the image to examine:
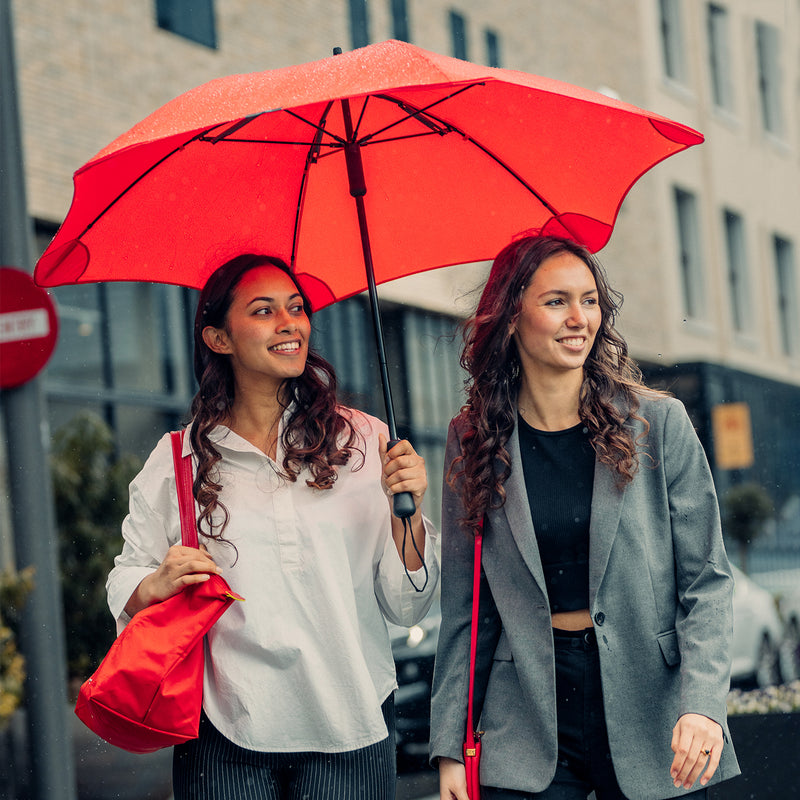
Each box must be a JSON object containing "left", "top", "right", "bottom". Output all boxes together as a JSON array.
[
  {"left": 189, "top": 253, "right": 363, "bottom": 541},
  {"left": 451, "top": 234, "right": 654, "bottom": 534}
]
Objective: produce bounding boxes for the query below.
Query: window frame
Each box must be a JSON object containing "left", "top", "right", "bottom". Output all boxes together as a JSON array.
[
  {"left": 485, "top": 28, "right": 501, "bottom": 68},
  {"left": 658, "top": 0, "right": 688, "bottom": 85},
  {"left": 773, "top": 236, "right": 798, "bottom": 357},
  {"left": 155, "top": 0, "right": 217, "bottom": 49},
  {"left": 707, "top": 3, "right": 734, "bottom": 111},
  {"left": 348, "top": 0, "right": 370, "bottom": 49},
  {"left": 449, "top": 10, "right": 468, "bottom": 61},
  {"left": 755, "top": 20, "right": 783, "bottom": 137},
  {"left": 390, "top": 0, "right": 411, "bottom": 42},
  {"left": 673, "top": 187, "right": 706, "bottom": 322},
  {"left": 722, "top": 209, "right": 751, "bottom": 336}
]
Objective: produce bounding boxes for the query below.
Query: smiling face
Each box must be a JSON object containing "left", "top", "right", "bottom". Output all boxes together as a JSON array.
[
  {"left": 511, "top": 250, "right": 601, "bottom": 381},
  {"left": 202, "top": 265, "right": 311, "bottom": 395}
]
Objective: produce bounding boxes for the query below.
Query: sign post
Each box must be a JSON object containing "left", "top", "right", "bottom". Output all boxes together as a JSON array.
[
  {"left": 0, "top": 267, "right": 59, "bottom": 389},
  {"left": 1, "top": 1, "right": 77, "bottom": 797}
]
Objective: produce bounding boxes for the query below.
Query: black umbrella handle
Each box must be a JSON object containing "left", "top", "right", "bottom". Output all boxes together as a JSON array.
[{"left": 388, "top": 439, "right": 418, "bottom": 519}]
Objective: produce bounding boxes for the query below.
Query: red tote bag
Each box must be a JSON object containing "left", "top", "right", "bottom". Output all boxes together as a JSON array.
[{"left": 74, "top": 431, "right": 243, "bottom": 753}]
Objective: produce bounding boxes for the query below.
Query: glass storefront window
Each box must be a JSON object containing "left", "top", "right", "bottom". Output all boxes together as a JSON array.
[
  {"left": 48, "top": 284, "right": 105, "bottom": 386},
  {"left": 106, "top": 283, "right": 172, "bottom": 393},
  {"left": 115, "top": 404, "right": 182, "bottom": 462}
]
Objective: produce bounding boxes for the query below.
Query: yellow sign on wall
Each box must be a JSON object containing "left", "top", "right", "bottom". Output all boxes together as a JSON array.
[{"left": 711, "top": 402, "right": 754, "bottom": 470}]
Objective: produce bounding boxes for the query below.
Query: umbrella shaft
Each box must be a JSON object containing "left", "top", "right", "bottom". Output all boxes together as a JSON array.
[
  {"left": 341, "top": 97, "right": 399, "bottom": 442},
  {"left": 353, "top": 192, "right": 399, "bottom": 442}
]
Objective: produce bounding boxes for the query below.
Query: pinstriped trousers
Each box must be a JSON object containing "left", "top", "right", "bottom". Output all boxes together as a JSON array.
[{"left": 172, "top": 695, "right": 396, "bottom": 800}]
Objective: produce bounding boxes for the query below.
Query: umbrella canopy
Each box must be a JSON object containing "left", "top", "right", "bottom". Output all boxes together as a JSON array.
[{"left": 35, "top": 38, "right": 703, "bottom": 310}]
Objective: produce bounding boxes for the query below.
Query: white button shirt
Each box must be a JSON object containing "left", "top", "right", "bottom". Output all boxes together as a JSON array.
[{"left": 106, "top": 408, "right": 439, "bottom": 753}]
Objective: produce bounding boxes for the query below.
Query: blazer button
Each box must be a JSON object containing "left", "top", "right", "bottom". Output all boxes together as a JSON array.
[{"left": 594, "top": 612, "right": 605, "bottom": 626}]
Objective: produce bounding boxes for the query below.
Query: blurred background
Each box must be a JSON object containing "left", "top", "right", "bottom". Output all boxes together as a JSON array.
[{"left": 1, "top": 1, "right": 798, "bottom": 798}]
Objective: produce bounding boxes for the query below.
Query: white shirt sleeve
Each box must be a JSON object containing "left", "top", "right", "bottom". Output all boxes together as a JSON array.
[{"left": 375, "top": 514, "right": 440, "bottom": 626}]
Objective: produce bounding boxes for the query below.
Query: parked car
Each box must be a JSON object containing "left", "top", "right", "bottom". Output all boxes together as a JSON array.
[
  {"left": 389, "top": 596, "right": 440, "bottom": 769},
  {"left": 730, "top": 565, "right": 784, "bottom": 687},
  {"left": 777, "top": 581, "right": 800, "bottom": 682}
]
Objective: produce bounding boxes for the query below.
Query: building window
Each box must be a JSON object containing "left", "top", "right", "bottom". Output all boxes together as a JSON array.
[
  {"left": 707, "top": 4, "right": 734, "bottom": 110},
  {"left": 774, "top": 236, "right": 797, "bottom": 357},
  {"left": 155, "top": 0, "right": 217, "bottom": 49},
  {"left": 674, "top": 187, "right": 705, "bottom": 320},
  {"left": 658, "top": 0, "right": 688, "bottom": 84},
  {"left": 390, "top": 0, "right": 411, "bottom": 42},
  {"left": 485, "top": 29, "right": 501, "bottom": 67},
  {"left": 36, "top": 223, "right": 196, "bottom": 460},
  {"left": 44, "top": 281, "right": 196, "bottom": 460},
  {"left": 395, "top": 308, "right": 463, "bottom": 527},
  {"left": 755, "top": 21, "right": 783, "bottom": 136},
  {"left": 313, "top": 296, "right": 381, "bottom": 414},
  {"left": 449, "top": 10, "right": 468, "bottom": 60},
  {"left": 723, "top": 210, "right": 751, "bottom": 334},
  {"left": 349, "top": 0, "right": 370, "bottom": 48}
]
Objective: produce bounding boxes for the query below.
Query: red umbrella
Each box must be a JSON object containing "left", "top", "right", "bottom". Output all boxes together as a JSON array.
[{"left": 35, "top": 39, "right": 702, "bottom": 510}]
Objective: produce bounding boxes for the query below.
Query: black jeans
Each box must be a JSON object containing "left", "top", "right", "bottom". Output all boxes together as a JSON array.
[{"left": 484, "top": 628, "right": 707, "bottom": 800}]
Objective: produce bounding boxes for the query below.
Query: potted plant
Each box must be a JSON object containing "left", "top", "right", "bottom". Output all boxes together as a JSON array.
[
  {"left": 0, "top": 566, "right": 35, "bottom": 798},
  {"left": 721, "top": 483, "right": 773, "bottom": 575},
  {"left": 707, "top": 682, "right": 800, "bottom": 799}
]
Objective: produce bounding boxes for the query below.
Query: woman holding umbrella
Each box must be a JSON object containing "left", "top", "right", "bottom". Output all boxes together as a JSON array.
[
  {"left": 107, "top": 254, "right": 438, "bottom": 800},
  {"left": 429, "top": 234, "right": 739, "bottom": 799}
]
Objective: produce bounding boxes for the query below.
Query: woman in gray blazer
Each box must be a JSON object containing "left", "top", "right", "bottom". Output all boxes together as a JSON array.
[{"left": 429, "top": 235, "right": 740, "bottom": 799}]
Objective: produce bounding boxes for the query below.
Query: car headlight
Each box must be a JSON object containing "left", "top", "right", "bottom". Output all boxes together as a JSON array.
[{"left": 406, "top": 625, "right": 425, "bottom": 648}]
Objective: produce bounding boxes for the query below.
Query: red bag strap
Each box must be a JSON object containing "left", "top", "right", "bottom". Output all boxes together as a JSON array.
[
  {"left": 170, "top": 431, "right": 199, "bottom": 549},
  {"left": 465, "top": 520, "right": 484, "bottom": 750}
]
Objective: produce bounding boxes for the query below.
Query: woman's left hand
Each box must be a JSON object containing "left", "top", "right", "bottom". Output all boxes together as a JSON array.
[
  {"left": 670, "top": 712, "right": 724, "bottom": 789},
  {"left": 378, "top": 434, "right": 427, "bottom": 514}
]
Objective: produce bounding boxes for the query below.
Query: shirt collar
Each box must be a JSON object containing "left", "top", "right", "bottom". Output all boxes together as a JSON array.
[{"left": 182, "top": 405, "right": 294, "bottom": 457}]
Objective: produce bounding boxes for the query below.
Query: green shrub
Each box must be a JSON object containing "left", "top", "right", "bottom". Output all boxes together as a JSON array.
[
  {"left": 722, "top": 483, "right": 773, "bottom": 574},
  {"left": 0, "top": 566, "right": 35, "bottom": 730},
  {"left": 50, "top": 412, "right": 142, "bottom": 679}
]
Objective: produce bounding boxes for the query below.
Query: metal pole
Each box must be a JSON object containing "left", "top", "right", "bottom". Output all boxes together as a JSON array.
[
  {"left": 339, "top": 96, "right": 416, "bottom": 519},
  {"left": 0, "top": 1, "right": 77, "bottom": 797}
]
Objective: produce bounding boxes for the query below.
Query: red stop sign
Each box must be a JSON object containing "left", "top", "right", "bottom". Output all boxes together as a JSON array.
[{"left": 0, "top": 266, "right": 59, "bottom": 389}]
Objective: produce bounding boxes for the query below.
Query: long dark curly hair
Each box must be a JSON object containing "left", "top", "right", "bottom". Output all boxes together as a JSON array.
[
  {"left": 189, "top": 253, "right": 363, "bottom": 541},
  {"left": 451, "top": 234, "right": 654, "bottom": 534}
]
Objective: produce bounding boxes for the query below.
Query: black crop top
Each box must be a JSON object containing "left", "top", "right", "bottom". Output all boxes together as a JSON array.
[{"left": 517, "top": 415, "right": 595, "bottom": 613}]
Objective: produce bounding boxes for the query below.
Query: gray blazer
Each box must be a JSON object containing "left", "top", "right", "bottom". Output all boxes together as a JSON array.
[{"left": 429, "top": 394, "right": 740, "bottom": 799}]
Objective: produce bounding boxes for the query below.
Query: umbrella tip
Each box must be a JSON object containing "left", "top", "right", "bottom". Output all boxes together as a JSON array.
[{"left": 332, "top": 46, "right": 342, "bottom": 56}]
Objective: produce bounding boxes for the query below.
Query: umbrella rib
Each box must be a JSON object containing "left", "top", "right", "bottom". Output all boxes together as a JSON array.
[
  {"left": 291, "top": 102, "right": 335, "bottom": 267},
  {"left": 73, "top": 86, "right": 557, "bottom": 258},
  {"left": 339, "top": 85, "right": 562, "bottom": 220},
  {"left": 282, "top": 108, "right": 347, "bottom": 145},
  {"left": 455, "top": 131, "right": 562, "bottom": 218},
  {"left": 199, "top": 137, "right": 340, "bottom": 147},
  {"left": 351, "top": 95, "right": 371, "bottom": 140},
  {"left": 357, "top": 84, "right": 480, "bottom": 143},
  {"left": 367, "top": 94, "right": 565, "bottom": 220},
  {"left": 74, "top": 128, "right": 216, "bottom": 239},
  {"left": 205, "top": 131, "right": 444, "bottom": 148},
  {"left": 205, "top": 113, "right": 266, "bottom": 143}
]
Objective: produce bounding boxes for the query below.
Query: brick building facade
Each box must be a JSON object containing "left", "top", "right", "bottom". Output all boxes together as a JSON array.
[{"left": 5, "top": 0, "right": 800, "bottom": 571}]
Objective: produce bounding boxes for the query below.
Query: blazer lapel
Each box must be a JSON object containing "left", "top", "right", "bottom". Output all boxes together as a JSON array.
[
  {"left": 588, "top": 460, "right": 626, "bottom": 605},
  {"left": 498, "top": 422, "right": 549, "bottom": 597}
]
